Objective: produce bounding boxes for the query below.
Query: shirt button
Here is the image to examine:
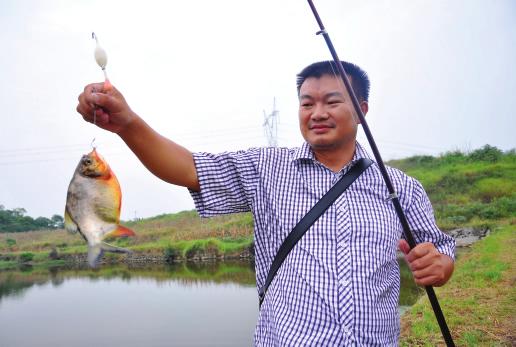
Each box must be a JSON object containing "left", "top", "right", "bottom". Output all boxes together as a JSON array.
[{"left": 340, "top": 279, "right": 350, "bottom": 286}]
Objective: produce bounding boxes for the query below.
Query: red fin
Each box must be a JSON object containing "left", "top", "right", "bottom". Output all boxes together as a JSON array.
[{"left": 108, "top": 225, "right": 136, "bottom": 238}]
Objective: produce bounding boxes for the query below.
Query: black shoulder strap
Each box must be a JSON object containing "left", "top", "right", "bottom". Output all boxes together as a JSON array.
[{"left": 258, "top": 157, "right": 373, "bottom": 307}]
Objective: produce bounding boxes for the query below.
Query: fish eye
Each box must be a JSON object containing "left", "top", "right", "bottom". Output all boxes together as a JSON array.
[{"left": 83, "top": 158, "right": 92, "bottom": 165}]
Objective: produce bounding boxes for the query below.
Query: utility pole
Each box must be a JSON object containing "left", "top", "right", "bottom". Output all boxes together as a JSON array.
[{"left": 263, "top": 98, "right": 279, "bottom": 147}]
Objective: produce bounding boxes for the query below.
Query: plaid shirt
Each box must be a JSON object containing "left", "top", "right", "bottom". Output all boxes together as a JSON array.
[{"left": 190, "top": 142, "right": 455, "bottom": 346}]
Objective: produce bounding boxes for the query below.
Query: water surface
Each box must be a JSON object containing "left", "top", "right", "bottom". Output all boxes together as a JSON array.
[{"left": 0, "top": 260, "right": 421, "bottom": 346}]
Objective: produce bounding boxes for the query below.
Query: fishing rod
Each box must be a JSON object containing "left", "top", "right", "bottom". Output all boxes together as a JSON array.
[{"left": 305, "top": 1, "right": 455, "bottom": 346}]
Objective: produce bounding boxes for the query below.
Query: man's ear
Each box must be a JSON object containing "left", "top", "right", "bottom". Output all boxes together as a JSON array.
[
  {"left": 356, "top": 101, "right": 368, "bottom": 124},
  {"left": 360, "top": 101, "right": 368, "bottom": 116}
]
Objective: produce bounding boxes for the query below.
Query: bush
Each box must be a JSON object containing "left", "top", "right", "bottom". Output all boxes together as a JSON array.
[
  {"left": 6, "top": 238, "right": 16, "bottom": 248},
  {"left": 468, "top": 145, "right": 503, "bottom": 162},
  {"left": 185, "top": 243, "right": 203, "bottom": 259},
  {"left": 18, "top": 252, "right": 34, "bottom": 263},
  {"left": 164, "top": 246, "right": 180, "bottom": 263},
  {"left": 49, "top": 248, "right": 59, "bottom": 260}
]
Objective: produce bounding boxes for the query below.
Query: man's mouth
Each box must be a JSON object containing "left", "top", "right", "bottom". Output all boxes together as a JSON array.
[{"left": 310, "top": 124, "right": 333, "bottom": 134}]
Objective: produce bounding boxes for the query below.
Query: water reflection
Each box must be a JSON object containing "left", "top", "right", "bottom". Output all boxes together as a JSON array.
[
  {"left": 0, "top": 260, "right": 421, "bottom": 347},
  {"left": 0, "top": 261, "right": 258, "bottom": 347}
]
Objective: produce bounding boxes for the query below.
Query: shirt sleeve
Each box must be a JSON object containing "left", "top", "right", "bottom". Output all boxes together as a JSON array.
[
  {"left": 404, "top": 179, "right": 456, "bottom": 260},
  {"left": 188, "top": 148, "right": 261, "bottom": 217}
]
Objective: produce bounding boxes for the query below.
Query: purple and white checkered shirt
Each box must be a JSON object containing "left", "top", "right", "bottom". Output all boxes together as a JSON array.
[{"left": 190, "top": 141, "right": 455, "bottom": 346}]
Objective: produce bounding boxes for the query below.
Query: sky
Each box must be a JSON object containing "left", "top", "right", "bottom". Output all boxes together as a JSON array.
[{"left": 1, "top": 0, "right": 515, "bottom": 221}]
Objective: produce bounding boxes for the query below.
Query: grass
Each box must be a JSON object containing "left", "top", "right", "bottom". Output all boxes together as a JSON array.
[
  {"left": 400, "top": 223, "right": 515, "bottom": 346},
  {"left": 388, "top": 147, "right": 516, "bottom": 230},
  {"left": 0, "top": 211, "right": 254, "bottom": 263}
]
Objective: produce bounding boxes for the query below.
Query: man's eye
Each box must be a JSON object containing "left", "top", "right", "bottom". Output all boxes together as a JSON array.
[
  {"left": 301, "top": 103, "right": 313, "bottom": 108},
  {"left": 328, "top": 100, "right": 341, "bottom": 105}
]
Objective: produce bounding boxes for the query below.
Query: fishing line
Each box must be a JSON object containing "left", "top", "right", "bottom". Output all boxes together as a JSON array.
[{"left": 90, "top": 32, "right": 110, "bottom": 149}]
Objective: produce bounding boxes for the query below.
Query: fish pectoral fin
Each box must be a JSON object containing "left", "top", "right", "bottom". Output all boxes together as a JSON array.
[
  {"left": 101, "top": 242, "right": 132, "bottom": 254},
  {"left": 106, "top": 225, "right": 136, "bottom": 238},
  {"left": 64, "top": 209, "right": 78, "bottom": 234},
  {"left": 87, "top": 245, "right": 103, "bottom": 268}
]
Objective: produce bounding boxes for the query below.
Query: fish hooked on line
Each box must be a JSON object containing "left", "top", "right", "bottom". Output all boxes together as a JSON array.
[{"left": 65, "top": 148, "right": 135, "bottom": 267}]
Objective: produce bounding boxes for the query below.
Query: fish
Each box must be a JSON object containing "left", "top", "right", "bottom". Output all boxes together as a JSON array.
[{"left": 65, "top": 148, "right": 135, "bottom": 267}]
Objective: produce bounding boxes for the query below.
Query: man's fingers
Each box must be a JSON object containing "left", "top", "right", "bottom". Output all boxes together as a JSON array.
[
  {"left": 405, "top": 242, "right": 434, "bottom": 263},
  {"left": 413, "top": 266, "right": 445, "bottom": 287},
  {"left": 84, "top": 82, "right": 105, "bottom": 94},
  {"left": 398, "top": 239, "right": 411, "bottom": 255},
  {"left": 414, "top": 275, "right": 441, "bottom": 287}
]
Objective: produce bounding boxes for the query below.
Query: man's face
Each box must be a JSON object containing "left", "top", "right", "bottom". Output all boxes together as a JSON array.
[{"left": 298, "top": 74, "right": 360, "bottom": 152}]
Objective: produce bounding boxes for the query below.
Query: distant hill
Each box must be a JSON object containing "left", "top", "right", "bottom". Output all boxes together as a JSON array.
[{"left": 387, "top": 144, "right": 515, "bottom": 229}]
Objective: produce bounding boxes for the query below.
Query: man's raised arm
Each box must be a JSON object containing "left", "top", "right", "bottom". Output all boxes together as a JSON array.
[{"left": 76, "top": 82, "right": 200, "bottom": 191}]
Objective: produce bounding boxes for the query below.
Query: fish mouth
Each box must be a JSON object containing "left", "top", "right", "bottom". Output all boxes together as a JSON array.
[{"left": 81, "top": 168, "right": 102, "bottom": 177}]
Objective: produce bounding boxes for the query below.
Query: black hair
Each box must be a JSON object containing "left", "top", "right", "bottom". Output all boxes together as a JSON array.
[{"left": 296, "top": 61, "right": 370, "bottom": 102}]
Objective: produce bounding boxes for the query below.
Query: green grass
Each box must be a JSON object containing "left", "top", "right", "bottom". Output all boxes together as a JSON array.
[
  {"left": 0, "top": 211, "right": 255, "bottom": 263},
  {"left": 400, "top": 224, "right": 515, "bottom": 346},
  {"left": 388, "top": 147, "right": 516, "bottom": 229}
]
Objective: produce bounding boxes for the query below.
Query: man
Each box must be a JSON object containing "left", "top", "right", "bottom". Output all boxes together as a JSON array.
[{"left": 77, "top": 60, "right": 455, "bottom": 346}]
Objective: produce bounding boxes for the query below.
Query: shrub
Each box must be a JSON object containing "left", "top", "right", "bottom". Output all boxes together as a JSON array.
[
  {"left": 185, "top": 243, "right": 203, "bottom": 259},
  {"left": 164, "top": 246, "right": 180, "bottom": 263},
  {"left": 19, "top": 252, "right": 34, "bottom": 263},
  {"left": 468, "top": 145, "right": 503, "bottom": 162},
  {"left": 6, "top": 238, "right": 16, "bottom": 248},
  {"left": 49, "top": 248, "right": 59, "bottom": 260}
]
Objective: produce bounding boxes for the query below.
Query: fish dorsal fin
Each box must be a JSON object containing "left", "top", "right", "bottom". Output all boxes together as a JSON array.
[{"left": 106, "top": 225, "right": 136, "bottom": 238}]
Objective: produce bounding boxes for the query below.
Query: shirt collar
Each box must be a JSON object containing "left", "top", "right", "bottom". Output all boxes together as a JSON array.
[{"left": 291, "top": 141, "right": 373, "bottom": 164}]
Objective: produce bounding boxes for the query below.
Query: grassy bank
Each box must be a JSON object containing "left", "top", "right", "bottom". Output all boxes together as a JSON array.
[
  {"left": 1, "top": 146, "right": 514, "bottom": 267},
  {"left": 400, "top": 223, "right": 515, "bottom": 346},
  {"left": 0, "top": 211, "right": 254, "bottom": 268}
]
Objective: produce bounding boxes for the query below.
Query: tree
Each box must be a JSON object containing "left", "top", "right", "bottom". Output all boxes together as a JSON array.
[
  {"left": 51, "top": 215, "right": 64, "bottom": 229},
  {"left": 0, "top": 205, "right": 64, "bottom": 232}
]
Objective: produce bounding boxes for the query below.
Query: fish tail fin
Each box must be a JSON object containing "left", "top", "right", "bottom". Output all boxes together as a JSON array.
[
  {"left": 101, "top": 242, "right": 132, "bottom": 254},
  {"left": 87, "top": 245, "right": 104, "bottom": 268},
  {"left": 87, "top": 243, "right": 131, "bottom": 268}
]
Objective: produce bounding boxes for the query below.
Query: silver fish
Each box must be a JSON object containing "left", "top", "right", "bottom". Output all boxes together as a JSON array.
[{"left": 65, "top": 149, "right": 135, "bottom": 267}]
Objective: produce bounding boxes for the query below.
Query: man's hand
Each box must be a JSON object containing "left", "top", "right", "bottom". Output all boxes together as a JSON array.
[
  {"left": 76, "top": 82, "right": 136, "bottom": 134},
  {"left": 76, "top": 82, "right": 199, "bottom": 190},
  {"left": 398, "top": 240, "right": 454, "bottom": 287}
]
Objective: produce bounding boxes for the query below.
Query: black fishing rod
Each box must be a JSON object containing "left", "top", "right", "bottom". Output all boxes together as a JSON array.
[{"left": 305, "top": 1, "right": 455, "bottom": 346}]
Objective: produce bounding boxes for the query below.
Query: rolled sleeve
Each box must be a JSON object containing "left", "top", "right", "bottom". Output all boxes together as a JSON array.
[
  {"left": 189, "top": 149, "right": 260, "bottom": 217},
  {"left": 405, "top": 179, "right": 456, "bottom": 260}
]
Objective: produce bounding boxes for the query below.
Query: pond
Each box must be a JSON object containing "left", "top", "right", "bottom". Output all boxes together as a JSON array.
[{"left": 0, "top": 260, "right": 421, "bottom": 346}]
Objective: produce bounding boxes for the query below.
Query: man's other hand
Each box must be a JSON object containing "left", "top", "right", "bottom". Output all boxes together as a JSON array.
[{"left": 398, "top": 240, "right": 454, "bottom": 287}]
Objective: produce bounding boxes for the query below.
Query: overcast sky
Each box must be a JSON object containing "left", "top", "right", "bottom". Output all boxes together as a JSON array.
[{"left": 1, "top": 0, "right": 515, "bottom": 221}]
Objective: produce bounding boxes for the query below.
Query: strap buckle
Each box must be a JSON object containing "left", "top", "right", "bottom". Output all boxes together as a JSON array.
[{"left": 385, "top": 192, "right": 398, "bottom": 202}]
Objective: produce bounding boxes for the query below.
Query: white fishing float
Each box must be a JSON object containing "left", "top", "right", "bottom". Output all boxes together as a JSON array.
[{"left": 92, "top": 32, "right": 112, "bottom": 90}]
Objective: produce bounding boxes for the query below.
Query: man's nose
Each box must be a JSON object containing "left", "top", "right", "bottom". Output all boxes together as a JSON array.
[{"left": 311, "top": 103, "right": 329, "bottom": 120}]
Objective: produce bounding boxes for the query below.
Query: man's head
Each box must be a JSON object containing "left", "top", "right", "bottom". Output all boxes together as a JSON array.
[
  {"left": 296, "top": 61, "right": 370, "bottom": 158},
  {"left": 296, "top": 61, "right": 370, "bottom": 103}
]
